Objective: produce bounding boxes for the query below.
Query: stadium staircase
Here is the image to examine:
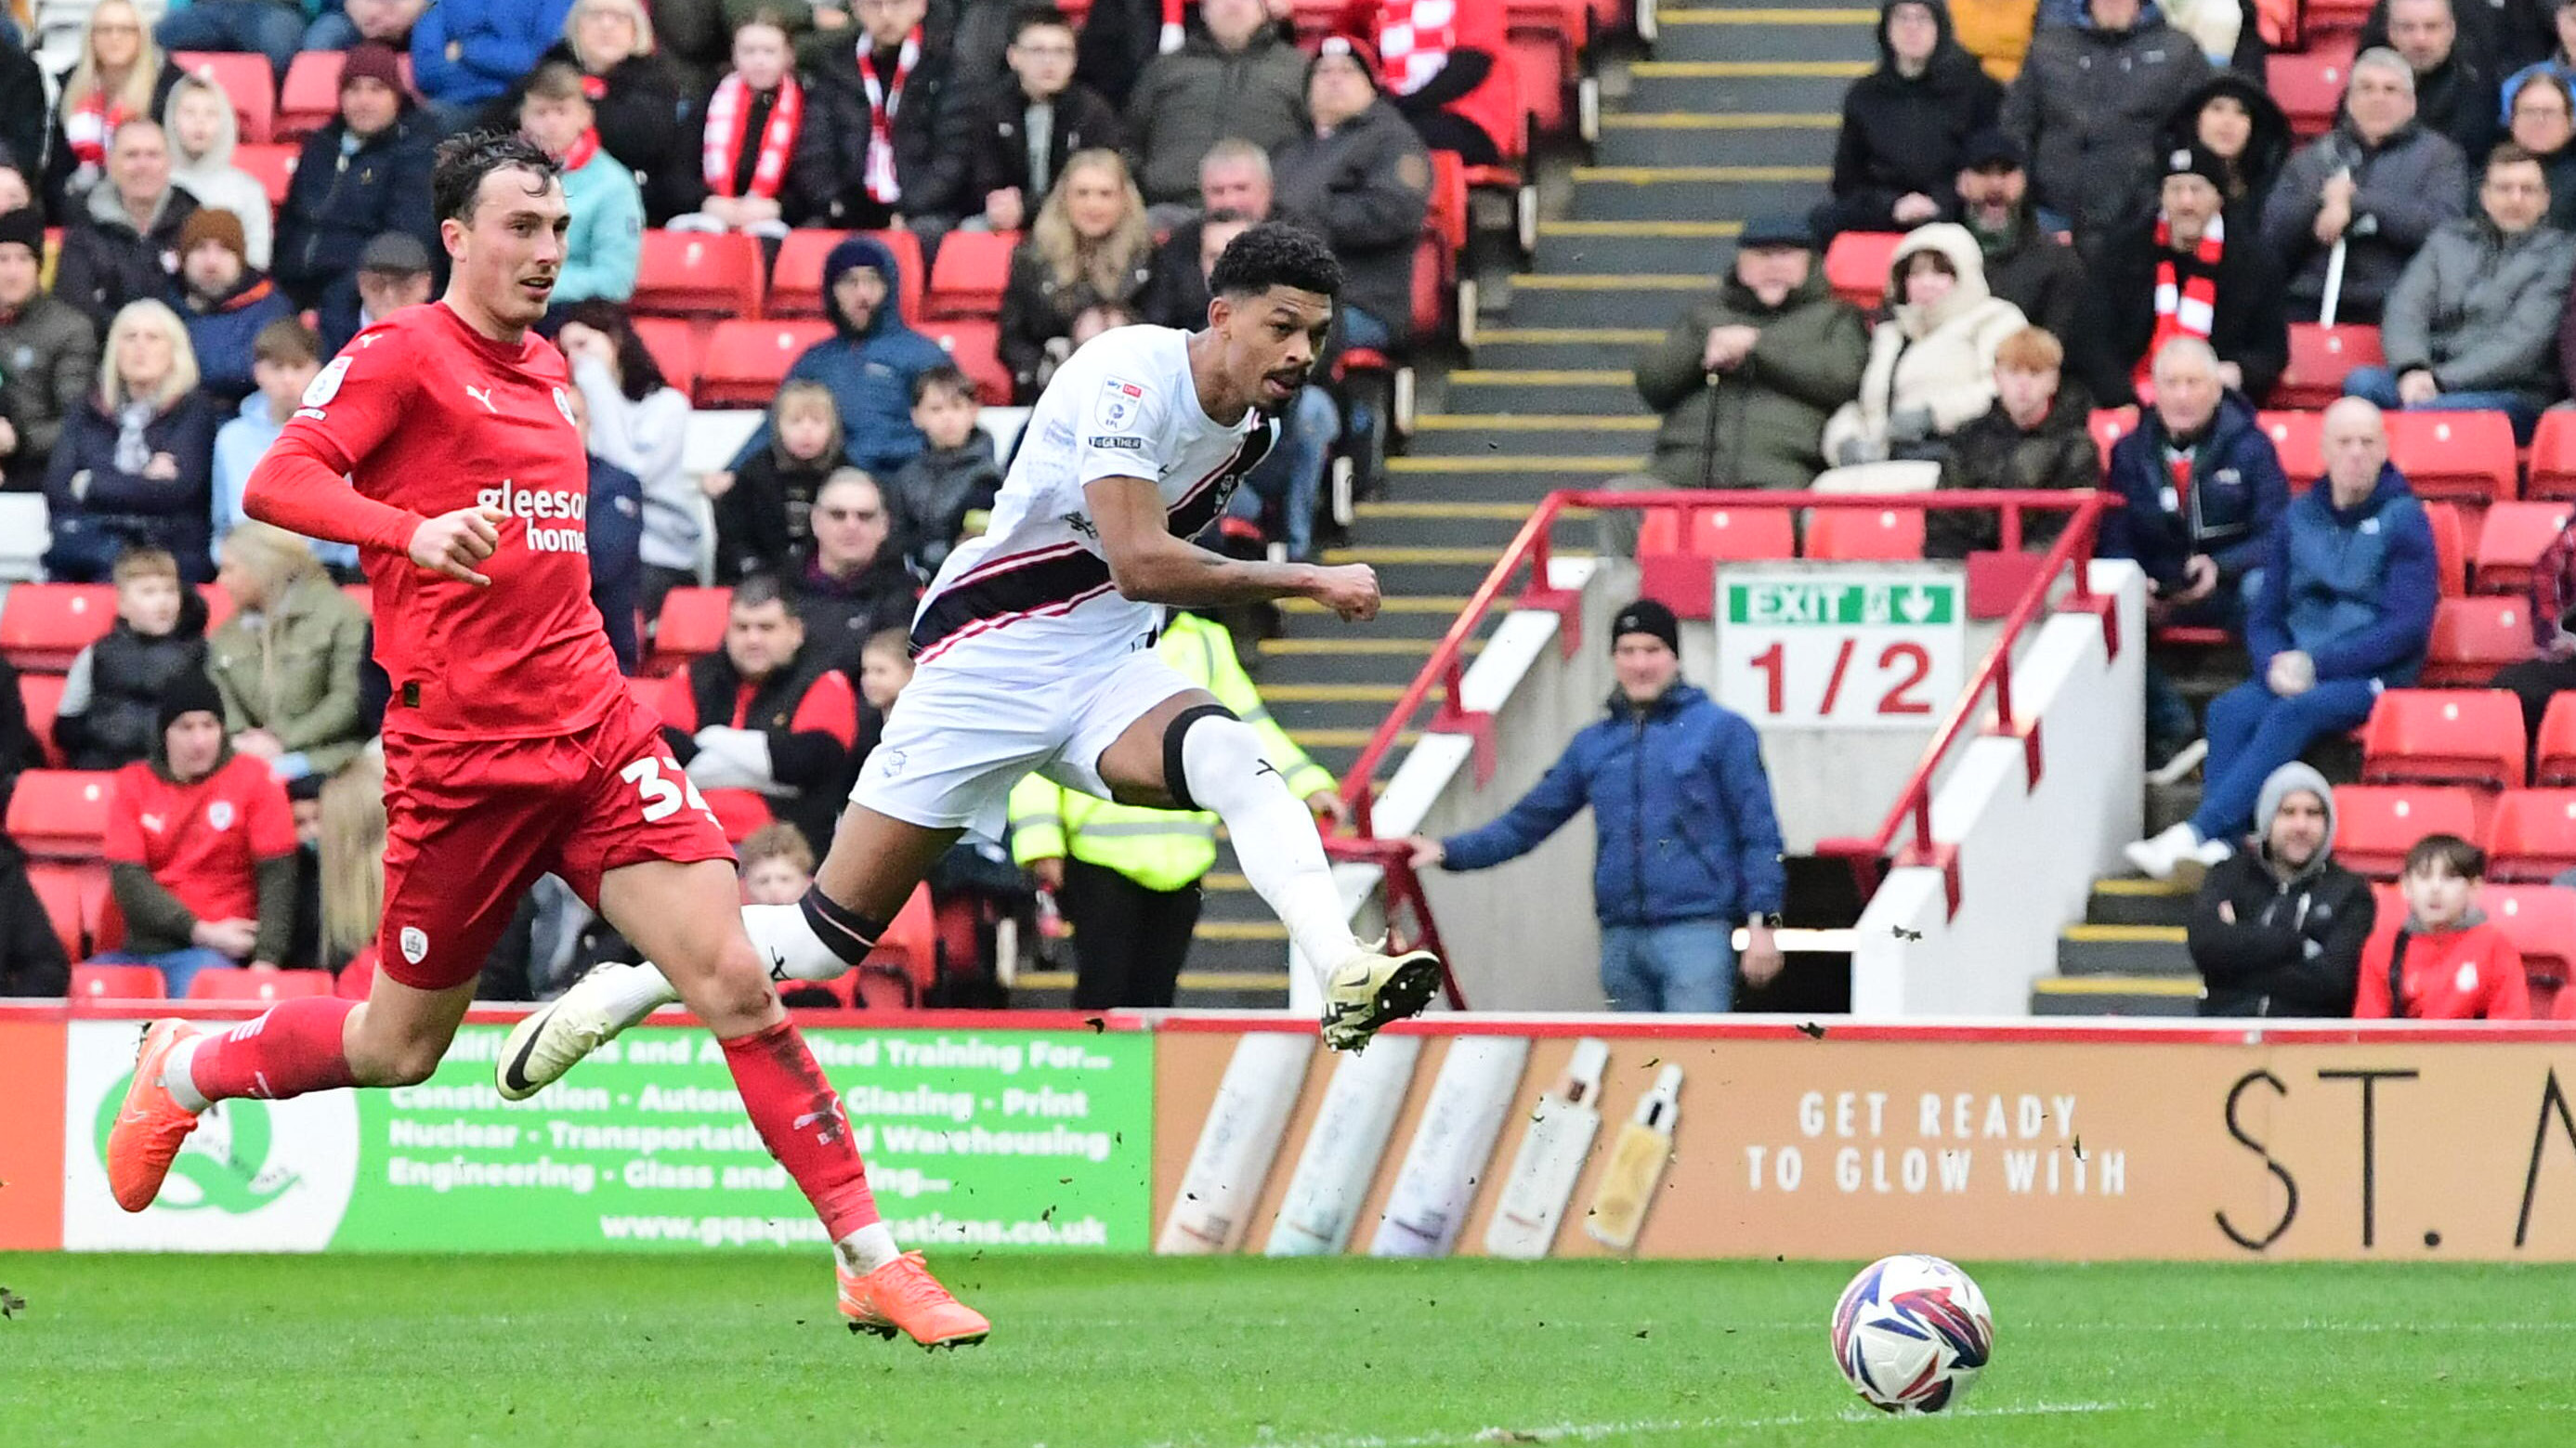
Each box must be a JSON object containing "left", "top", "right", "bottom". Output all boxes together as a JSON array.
[{"left": 1105, "top": 3, "right": 1878, "bottom": 1007}]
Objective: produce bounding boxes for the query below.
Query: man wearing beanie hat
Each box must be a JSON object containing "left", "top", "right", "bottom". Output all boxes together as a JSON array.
[
  {"left": 276, "top": 40, "right": 438, "bottom": 347},
  {"left": 55, "top": 120, "right": 202, "bottom": 331},
  {"left": 2189, "top": 761, "right": 2374, "bottom": 1017},
  {"left": 1404, "top": 596, "right": 1790, "bottom": 1012},
  {"left": 1273, "top": 29, "right": 1432, "bottom": 353},
  {"left": 171, "top": 206, "right": 294, "bottom": 405},
  {"left": 2078, "top": 137, "right": 2289, "bottom": 405},
  {"left": 0, "top": 205, "right": 101, "bottom": 493},
  {"left": 93, "top": 670, "right": 299, "bottom": 994},
  {"left": 1952, "top": 128, "right": 2086, "bottom": 341}
]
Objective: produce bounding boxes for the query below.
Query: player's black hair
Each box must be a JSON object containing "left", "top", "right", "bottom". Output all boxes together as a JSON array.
[
  {"left": 1208, "top": 221, "right": 1344, "bottom": 302},
  {"left": 1010, "top": 4, "right": 1076, "bottom": 43},
  {"left": 911, "top": 362, "right": 976, "bottom": 407},
  {"left": 732, "top": 571, "right": 791, "bottom": 612},
  {"left": 432, "top": 131, "right": 563, "bottom": 227}
]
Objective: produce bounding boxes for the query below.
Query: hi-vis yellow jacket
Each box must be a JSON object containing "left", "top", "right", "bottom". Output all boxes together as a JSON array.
[{"left": 1007, "top": 613, "right": 1336, "bottom": 892}]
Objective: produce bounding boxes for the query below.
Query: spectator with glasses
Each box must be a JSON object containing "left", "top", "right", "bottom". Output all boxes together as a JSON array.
[{"left": 787, "top": 468, "right": 919, "bottom": 672}]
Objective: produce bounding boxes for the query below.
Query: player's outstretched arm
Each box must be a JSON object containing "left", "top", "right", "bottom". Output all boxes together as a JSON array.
[
  {"left": 247, "top": 435, "right": 508, "bottom": 587},
  {"left": 1085, "top": 476, "right": 1380, "bottom": 620}
]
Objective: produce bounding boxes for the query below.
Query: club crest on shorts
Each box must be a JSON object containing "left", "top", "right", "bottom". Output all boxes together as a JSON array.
[
  {"left": 400, "top": 926, "right": 428, "bottom": 964},
  {"left": 1096, "top": 378, "right": 1144, "bottom": 430}
]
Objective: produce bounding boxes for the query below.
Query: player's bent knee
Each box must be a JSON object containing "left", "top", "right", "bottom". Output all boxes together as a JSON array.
[
  {"left": 1162, "top": 702, "right": 1241, "bottom": 812},
  {"left": 687, "top": 946, "right": 786, "bottom": 1034}
]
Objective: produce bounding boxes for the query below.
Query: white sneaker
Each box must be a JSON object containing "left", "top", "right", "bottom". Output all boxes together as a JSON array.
[
  {"left": 2123, "top": 823, "right": 2204, "bottom": 881},
  {"left": 1320, "top": 949, "right": 1444, "bottom": 1052},
  {"left": 495, "top": 961, "right": 675, "bottom": 1101}
]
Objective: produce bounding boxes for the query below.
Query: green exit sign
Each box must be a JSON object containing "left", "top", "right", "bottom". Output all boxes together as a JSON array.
[{"left": 1726, "top": 580, "right": 1957, "bottom": 627}]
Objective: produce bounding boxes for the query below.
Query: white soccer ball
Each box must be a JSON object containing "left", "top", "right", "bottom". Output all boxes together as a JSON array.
[{"left": 1828, "top": 1253, "right": 1994, "bottom": 1414}]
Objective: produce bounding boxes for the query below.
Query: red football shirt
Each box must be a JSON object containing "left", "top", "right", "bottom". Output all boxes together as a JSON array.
[
  {"left": 245, "top": 302, "right": 626, "bottom": 740},
  {"left": 104, "top": 754, "right": 298, "bottom": 925}
]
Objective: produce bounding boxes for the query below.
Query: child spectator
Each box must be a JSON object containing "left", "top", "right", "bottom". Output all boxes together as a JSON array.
[
  {"left": 209, "top": 522, "right": 373, "bottom": 781},
  {"left": 98, "top": 672, "right": 299, "bottom": 994},
  {"left": 2354, "top": 834, "right": 2532, "bottom": 1018},
  {"left": 714, "top": 379, "right": 843, "bottom": 581},
  {"left": 852, "top": 623, "right": 911, "bottom": 770},
  {"left": 162, "top": 72, "right": 271, "bottom": 269},
  {"left": 215, "top": 320, "right": 358, "bottom": 577},
  {"left": 1924, "top": 325, "right": 2097, "bottom": 557},
  {"left": 521, "top": 61, "right": 644, "bottom": 307},
  {"left": 677, "top": 14, "right": 811, "bottom": 236},
  {"left": 739, "top": 820, "right": 815, "bottom": 906},
  {"left": 54, "top": 545, "right": 209, "bottom": 771},
  {"left": 885, "top": 363, "right": 1001, "bottom": 574}
]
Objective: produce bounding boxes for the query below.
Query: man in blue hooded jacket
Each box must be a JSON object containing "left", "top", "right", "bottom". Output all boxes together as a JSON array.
[
  {"left": 713, "top": 235, "right": 948, "bottom": 489},
  {"left": 2128, "top": 397, "right": 2440, "bottom": 878},
  {"left": 1402, "top": 599, "right": 1788, "bottom": 1011}
]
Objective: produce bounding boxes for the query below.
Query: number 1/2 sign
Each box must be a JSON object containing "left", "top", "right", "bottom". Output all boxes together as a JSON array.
[{"left": 1714, "top": 570, "right": 1966, "bottom": 730}]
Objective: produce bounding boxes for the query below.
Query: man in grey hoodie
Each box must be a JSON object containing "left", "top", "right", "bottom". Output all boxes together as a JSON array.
[{"left": 2186, "top": 761, "right": 2377, "bottom": 1016}]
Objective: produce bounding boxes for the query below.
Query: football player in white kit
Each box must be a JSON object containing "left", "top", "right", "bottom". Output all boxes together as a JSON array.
[{"left": 498, "top": 223, "right": 1444, "bottom": 1102}]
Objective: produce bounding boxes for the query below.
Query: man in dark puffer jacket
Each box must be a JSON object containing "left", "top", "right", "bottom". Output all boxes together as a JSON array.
[{"left": 2189, "top": 762, "right": 2375, "bottom": 1016}]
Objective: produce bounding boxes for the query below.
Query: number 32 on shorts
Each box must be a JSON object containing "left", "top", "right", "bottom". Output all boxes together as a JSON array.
[{"left": 622, "top": 755, "right": 721, "bottom": 826}]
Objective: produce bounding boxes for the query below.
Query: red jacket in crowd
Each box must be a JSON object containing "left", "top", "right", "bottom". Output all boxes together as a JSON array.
[{"left": 2353, "top": 916, "right": 2532, "bottom": 1020}]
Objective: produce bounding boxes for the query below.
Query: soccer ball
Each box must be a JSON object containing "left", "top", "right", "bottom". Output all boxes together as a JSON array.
[{"left": 1829, "top": 1254, "right": 1994, "bottom": 1414}]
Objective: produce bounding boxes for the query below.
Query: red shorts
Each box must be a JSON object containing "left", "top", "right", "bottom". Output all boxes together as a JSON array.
[{"left": 376, "top": 692, "right": 737, "bottom": 991}]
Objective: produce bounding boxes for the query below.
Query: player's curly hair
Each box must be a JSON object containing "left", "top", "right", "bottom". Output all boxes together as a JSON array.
[
  {"left": 431, "top": 131, "right": 564, "bottom": 226},
  {"left": 1208, "top": 221, "right": 1345, "bottom": 302}
]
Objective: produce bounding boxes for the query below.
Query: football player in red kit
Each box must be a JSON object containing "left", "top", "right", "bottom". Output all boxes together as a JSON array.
[{"left": 102, "top": 132, "right": 987, "bottom": 1349}]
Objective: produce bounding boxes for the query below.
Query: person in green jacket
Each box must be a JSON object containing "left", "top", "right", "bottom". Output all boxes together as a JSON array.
[
  {"left": 208, "top": 520, "right": 373, "bottom": 782},
  {"left": 1629, "top": 215, "right": 1871, "bottom": 505},
  {"left": 1008, "top": 610, "right": 1341, "bottom": 1008}
]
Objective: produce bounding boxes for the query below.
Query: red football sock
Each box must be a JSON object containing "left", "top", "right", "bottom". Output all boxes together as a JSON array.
[
  {"left": 189, "top": 997, "right": 360, "bottom": 1102},
  {"left": 720, "top": 1019, "right": 881, "bottom": 1239}
]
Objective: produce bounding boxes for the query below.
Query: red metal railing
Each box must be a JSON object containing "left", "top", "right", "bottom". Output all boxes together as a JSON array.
[{"left": 1319, "top": 489, "right": 2125, "bottom": 989}]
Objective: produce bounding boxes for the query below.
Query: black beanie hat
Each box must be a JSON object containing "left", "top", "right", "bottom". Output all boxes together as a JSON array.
[
  {"left": 158, "top": 672, "right": 228, "bottom": 739},
  {"left": 0, "top": 208, "right": 42, "bottom": 257},
  {"left": 1610, "top": 597, "right": 1680, "bottom": 655}
]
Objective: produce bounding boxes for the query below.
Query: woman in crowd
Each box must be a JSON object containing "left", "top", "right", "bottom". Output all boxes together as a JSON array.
[
  {"left": 999, "top": 149, "right": 1157, "bottom": 402},
  {"left": 678, "top": 13, "right": 813, "bottom": 235},
  {"left": 208, "top": 521, "right": 373, "bottom": 783},
  {"left": 43, "top": 300, "right": 220, "bottom": 582},
  {"left": 488, "top": 0, "right": 701, "bottom": 222},
  {"left": 1823, "top": 223, "right": 2028, "bottom": 466},
  {"left": 46, "top": 0, "right": 179, "bottom": 209},
  {"left": 556, "top": 301, "right": 698, "bottom": 617},
  {"left": 1813, "top": 0, "right": 2004, "bottom": 239},
  {"left": 2160, "top": 71, "right": 2291, "bottom": 237}
]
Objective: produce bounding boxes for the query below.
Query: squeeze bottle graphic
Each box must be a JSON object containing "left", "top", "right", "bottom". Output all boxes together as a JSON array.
[
  {"left": 1584, "top": 1063, "right": 1683, "bottom": 1251},
  {"left": 1263, "top": 1035, "right": 1424, "bottom": 1256},
  {"left": 1366, "top": 1036, "right": 1530, "bottom": 1258},
  {"left": 1157, "top": 1031, "right": 1314, "bottom": 1254}
]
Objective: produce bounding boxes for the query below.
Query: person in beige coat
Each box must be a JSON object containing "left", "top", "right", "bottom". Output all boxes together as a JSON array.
[
  {"left": 208, "top": 521, "right": 373, "bottom": 784},
  {"left": 1823, "top": 222, "right": 2029, "bottom": 466}
]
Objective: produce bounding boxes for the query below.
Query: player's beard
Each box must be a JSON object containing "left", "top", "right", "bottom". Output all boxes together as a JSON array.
[{"left": 1251, "top": 365, "right": 1307, "bottom": 416}]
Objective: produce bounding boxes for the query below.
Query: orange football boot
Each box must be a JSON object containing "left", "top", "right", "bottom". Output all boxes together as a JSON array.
[
  {"left": 107, "top": 1019, "right": 208, "bottom": 1212},
  {"left": 838, "top": 1251, "right": 991, "bottom": 1349}
]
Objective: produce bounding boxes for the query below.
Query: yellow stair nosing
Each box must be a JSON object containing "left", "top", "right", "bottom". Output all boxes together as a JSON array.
[
  {"left": 1538, "top": 219, "right": 1745, "bottom": 238},
  {"left": 2061, "top": 924, "right": 2190, "bottom": 944},
  {"left": 1353, "top": 500, "right": 1541, "bottom": 518},
  {"left": 1206, "top": 872, "right": 1249, "bottom": 891},
  {"left": 1261, "top": 683, "right": 1408, "bottom": 702},
  {"left": 1575, "top": 165, "right": 1833, "bottom": 184},
  {"left": 1387, "top": 455, "right": 1643, "bottom": 474},
  {"left": 1449, "top": 367, "right": 1638, "bottom": 384},
  {"left": 2093, "top": 877, "right": 2197, "bottom": 897},
  {"left": 2032, "top": 976, "right": 2206, "bottom": 997},
  {"left": 1195, "top": 920, "right": 1291, "bottom": 942},
  {"left": 1322, "top": 546, "right": 1518, "bottom": 565},
  {"left": 1509, "top": 273, "right": 1717, "bottom": 291},
  {"left": 1631, "top": 59, "right": 1871, "bottom": 76},
  {"left": 1256, "top": 636, "right": 1484, "bottom": 655},
  {"left": 1289, "top": 728, "right": 1427, "bottom": 748},
  {"left": 1601, "top": 111, "right": 1839, "bottom": 130},
  {"left": 1472, "top": 326, "right": 1665, "bottom": 344},
  {"left": 1415, "top": 413, "right": 1657, "bottom": 430}
]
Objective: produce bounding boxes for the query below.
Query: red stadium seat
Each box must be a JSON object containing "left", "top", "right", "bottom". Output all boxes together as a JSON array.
[
  {"left": 2530, "top": 408, "right": 2576, "bottom": 501},
  {"left": 1688, "top": 506, "right": 1797, "bottom": 560},
  {"left": 1805, "top": 507, "right": 1925, "bottom": 561},
  {"left": 5, "top": 770, "right": 115, "bottom": 858},
  {"left": 1824, "top": 231, "right": 1898, "bottom": 311},
  {"left": 277, "top": 50, "right": 345, "bottom": 139},
  {"left": 28, "top": 862, "right": 90, "bottom": 959},
  {"left": 0, "top": 583, "right": 116, "bottom": 670},
  {"left": 2473, "top": 502, "right": 2571, "bottom": 594},
  {"left": 2257, "top": 410, "right": 2324, "bottom": 486},
  {"left": 1504, "top": 33, "right": 1568, "bottom": 136},
  {"left": 924, "top": 229, "right": 1016, "bottom": 319},
  {"left": 692, "top": 319, "right": 831, "bottom": 407},
  {"left": 648, "top": 586, "right": 732, "bottom": 673},
  {"left": 198, "top": 582, "right": 237, "bottom": 634},
  {"left": 630, "top": 317, "right": 699, "bottom": 397},
  {"left": 2331, "top": 784, "right": 2483, "bottom": 879},
  {"left": 171, "top": 52, "right": 273, "bottom": 143},
  {"left": 71, "top": 963, "right": 166, "bottom": 1000},
  {"left": 2360, "top": 688, "right": 2525, "bottom": 791},
  {"left": 867, "top": 885, "right": 941, "bottom": 995},
  {"left": 2540, "top": 694, "right": 2576, "bottom": 787},
  {"left": 19, "top": 671, "right": 65, "bottom": 767},
  {"left": 2089, "top": 406, "right": 2138, "bottom": 463},
  {"left": 632, "top": 230, "right": 764, "bottom": 319},
  {"left": 767, "top": 228, "right": 849, "bottom": 318},
  {"left": 2424, "top": 501, "right": 2466, "bottom": 599},
  {"left": 1409, "top": 232, "right": 1451, "bottom": 343},
  {"left": 2425, "top": 595, "right": 2537, "bottom": 685},
  {"left": 2266, "top": 53, "right": 2348, "bottom": 138},
  {"left": 234, "top": 142, "right": 297, "bottom": 207},
  {"left": 1427, "top": 149, "right": 1470, "bottom": 257},
  {"left": 2271, "top": 324, "right": 2380, "bottom": 409},
  {"left": 2385, "top": 411, "right": 2517, "bottom": 505},
  {"left": 852, "top": 963, "right": 915, "bottom": 1011},
  {"left": 921, "top": 318, "right": 1012, "bottom": 404},
  {"left": 2486, "top": 886, "right": 2576, "bottom": 994},
  {"left": 189, "top": 969, "right": 334, "bottom": 1000},
  {"left": 2486, "top": 789, "right": 2576, "bottom": 881}
]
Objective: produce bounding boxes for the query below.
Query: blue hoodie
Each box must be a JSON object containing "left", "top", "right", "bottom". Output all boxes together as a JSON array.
[
  {"left": 1440, "top": 682, "right": 1787, "bottom": 929},
  {"left": 213, "top": 392, "right": 363, "bottom": 575},
  {"left": 411, "top": 0, "right": 577, "bottom": 109},
  {"left": 2099, "top": 391, "right": 2289, "bottom": 591},
  {"left": 2248, "top": 464, "right": 2440, "bottom": 687},
  {"left": 726, "top": 236, "right": 949, "bottom": 479}
]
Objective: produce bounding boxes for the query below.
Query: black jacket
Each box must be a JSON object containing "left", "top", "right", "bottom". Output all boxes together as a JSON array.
[
  {"left": 1926, "top": 379, "right": 2099, "bottom": 558},
  {"left": 998, "top": 244, "right": 1157, "bottom": 399},
  {"left": 1271, "top": 98, "right": 1432, "bottom": 346},
  {"left": 715, "top": 447, "right": 836, "bottom": 583},
  {"left": 0, "top": 33, "right": 45, "bottom": 201},
  {"left": 1826, "top": 0, "right": 2005, "bottom": 232},
  {"left": 662, "top": 642, "right": 852, "bottom": 855},
  {"left": 1140, "top": 219, "right": 1214, "bottom": 330},
  {"left": 2362, "top": 0, "right": 2556, "bottom": 82},
  {"left": 275, "top": 111, "right": 439, "bottom": 341},
  {"left": 795, "top": 32, "right": 978, "bottom": 224},
  {"left": 1969, "top": 206, "right": 2087, "bottom": 341},
  {"left": 480, "top": 44, "right": 704, "bottom": 223},
  {"left": 964, "top": 80, "right": 1124, "bottom": 210},
  {"left": 2157, "top": 71, "right": 2292, "bottom": 240},
  {"left": 886, "top": 433, "right": 1003, "bottom": 573},
  {"left": 790, "top": 546, "right": 919, "bottom": 671},
  {"left": 54, "top": 185, "right": 199, "bottom": 331},
  {"left": 2412, "top": 50, "right": 2500, "bottom": 172},
  {"left": 58, "top": 618, "right": 209, "bottom": 771},
  {"left": 2190, "top": 848, "right": 2376, "bottom": 1017},
  {"left": 2079, "top": 218, "right": 2289, "bottom": 405}
]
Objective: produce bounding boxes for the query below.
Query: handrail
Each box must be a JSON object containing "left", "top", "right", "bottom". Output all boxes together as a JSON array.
[{"left": 1319, "top": 489, "right": 2123, "bottom": 965}]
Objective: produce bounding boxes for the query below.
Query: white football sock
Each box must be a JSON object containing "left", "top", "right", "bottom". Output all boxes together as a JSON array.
[
  {"left": 597, "top": 959, "right": 684, "bottom": 1021},
  {"left": 161, "top": 1034, "right": 210, "bottom": 1113},
  {"left": 742, "top": 902, "right": 856, "bottom": 983},
  {"left": 1180, "top": 714, "right": 1364, "bottom": 989},
  {"left": 836, "top": 1221, "right": 902, "bottom": 1274}
]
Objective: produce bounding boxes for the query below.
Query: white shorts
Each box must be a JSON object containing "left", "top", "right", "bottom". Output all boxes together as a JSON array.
[{"left": 851, "top": 643, "right": 1199, "bottom": 839}]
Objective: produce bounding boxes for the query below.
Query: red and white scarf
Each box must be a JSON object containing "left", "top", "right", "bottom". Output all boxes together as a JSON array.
[
  {"left": 1374, "top": 0, "right": 1458, "bottom": 96},
  {"left": 63, "top": 90, "right": 129, "bottom": 171},
  {"left": 858, "top": 28, "right": 921, "bottom": 206},
  {"left": 701, "top": 72, "right": 804, "bottom": 199},
  {"left": 1160, "top": 0, "right": 1183, "bottom": 52},
  {"left": 562, "top": 126, "right": 602, "bottom": 173},
  {"left": 2138, "top": 211, "right": 2224, "bottom": 397}
]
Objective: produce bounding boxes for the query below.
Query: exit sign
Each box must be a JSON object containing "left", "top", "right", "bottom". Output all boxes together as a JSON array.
[{"left": 1715, "top": 570, "right": 1966, "bottom": 729}]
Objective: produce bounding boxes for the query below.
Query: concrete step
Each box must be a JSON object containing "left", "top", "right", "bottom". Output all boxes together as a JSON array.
[
  {"left": 1627, "top": 67, "right": 1866, "bottom": 117},
  {"left": 1276, "top": 594, "right": 1478, "bottom": 639},
  {"left": 2056, "top": 923, "right": 2195, "bottom": 977},
  {"left": 2029, "top": 974, "right": 2203, "bottom": 1016},
  {"left": 1531, "top": 225, "right": 1734, "bottom": 275},
  {"left": 1467, "top": 330, "right": 1662, "bottom": 371},
  {"left": 2086, "top": 876, "right": 2197, "bottom": 928},
  {"left": 1256, "top": 635, "right": 1477, "bottom": 685},
  {"left": 1444, "top": 366, "right": 1646, "bottom": 414},
  {"left": 1497, "top": 274, "right": 1720, "bottom": 330},
  {"left": 1596, "top": 116, "right": 1839, "bottom": 172},
  {"left": 1571, "top": 166, "right": 1830, "bottom": 223},
  {"left": 1406, "top": 406, "right": 1664, "bottom": 452},
  {"left": 1648, "top": 9, "right": 1877, "bottom": 63}
]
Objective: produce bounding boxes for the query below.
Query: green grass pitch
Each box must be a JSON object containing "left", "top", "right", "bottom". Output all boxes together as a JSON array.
[{"left": 4, "top": 1255, "right": 2573, "bottom": 1446}]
